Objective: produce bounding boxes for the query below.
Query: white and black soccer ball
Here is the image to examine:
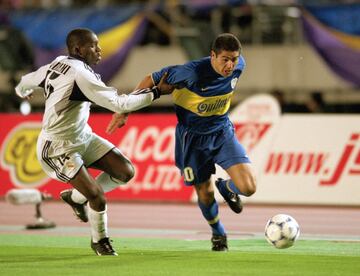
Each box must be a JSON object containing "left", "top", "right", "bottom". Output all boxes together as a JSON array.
[{"left": 265, "top": 214, "right": 300, "bottom": 249}]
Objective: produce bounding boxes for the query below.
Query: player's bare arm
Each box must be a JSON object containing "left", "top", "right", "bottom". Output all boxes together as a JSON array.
[{"left": 134, "top": 74, "right": 154, "bottom": 90}]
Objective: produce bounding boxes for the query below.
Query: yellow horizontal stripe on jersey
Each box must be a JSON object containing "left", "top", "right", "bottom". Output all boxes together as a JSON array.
[{"left": 172, "top": 88, "right": 233, "bottom": 117}]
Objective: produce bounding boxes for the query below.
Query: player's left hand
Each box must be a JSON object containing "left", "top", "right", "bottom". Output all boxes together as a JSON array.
[
  {"left": 106, "top": 112, "right": 129, "bottom": 134},
  {"left": 15, "top": 87, "right": 34, "bottom": 100}
]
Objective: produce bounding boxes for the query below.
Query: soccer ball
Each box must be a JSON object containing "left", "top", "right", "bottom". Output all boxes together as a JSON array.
[{"left": 265, "top": 214, "right": 300, "bottom": 249}]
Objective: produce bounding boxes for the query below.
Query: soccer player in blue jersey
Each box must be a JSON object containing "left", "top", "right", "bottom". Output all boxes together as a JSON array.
[{"left": 107, "top": 33, "right": 256, "bottom": 251}]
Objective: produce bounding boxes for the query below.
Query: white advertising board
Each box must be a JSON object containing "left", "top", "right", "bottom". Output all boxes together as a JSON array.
[
  {"left": 215, "top": 94, "right": 360, "bottom": 206},
  {"left": 252, "top": 115, "right": 360, "bottom": 205}
]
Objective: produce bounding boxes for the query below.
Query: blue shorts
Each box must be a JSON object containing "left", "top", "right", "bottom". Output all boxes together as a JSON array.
[{"left": 175, "top": 124, "right": 250, "bottom": 186}]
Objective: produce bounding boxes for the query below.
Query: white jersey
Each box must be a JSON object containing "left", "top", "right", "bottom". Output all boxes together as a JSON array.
[{"left": 16, "top": 56, "right": 154, "bottom": 140}]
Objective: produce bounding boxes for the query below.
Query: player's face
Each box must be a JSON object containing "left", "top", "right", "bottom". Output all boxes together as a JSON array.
[
  {"left": 211, "top": 50, "right": 240, "bottom": 77},
  {"left": 79, "top": 33, "right": 102, "bottom": 65}
]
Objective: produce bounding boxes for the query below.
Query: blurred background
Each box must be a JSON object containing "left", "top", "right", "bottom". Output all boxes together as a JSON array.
[
  {"left": 0, "top": 0, "right": 359, "bottom": 207},
  {"left": 1, "top": 2, "right": 359, "bottom": 259},
  {"left": 0, "top": 0, "right": 359, "bottom": 114}
]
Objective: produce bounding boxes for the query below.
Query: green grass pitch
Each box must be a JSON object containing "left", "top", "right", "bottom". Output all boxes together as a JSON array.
[{"left": 0, "top": 234, "right": 359, "bottom": 276}]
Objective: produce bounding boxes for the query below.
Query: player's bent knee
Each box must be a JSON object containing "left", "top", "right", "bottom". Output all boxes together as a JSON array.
[
  {"left": 123, "top": 162, "right": 135, "bottom": 182},
  {"left": 113, "top": 162, "right": 135, "bottom": 183},
  {"left": 246, "top": 180, "right": 257, "bottom": 196},
  {"left": 245, "top": 186, "right": 256, "bottom": 196},
  {"left": 240, "top": 178, "right": 257, "bottom": 197}
]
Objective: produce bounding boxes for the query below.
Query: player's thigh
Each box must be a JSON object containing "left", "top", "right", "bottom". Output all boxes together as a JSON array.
[
  {"left": 225, "top": 163, "right": 256, "bottom": 196},
  {"left": 37, "top": 138, "right": 83, "bottom": 183},
  {"left": 175, "top": 128, "right": 215, "bottom": 185},
  {"left": 82, "top": 133, "right": 115, "bottom": 166},
  {"left": 84, "top": 133, "right": 135, "bottom": 181},
  {"left": 90, "top": 148, "right": 135, "bottom": 182},
  {"left": 215, "top": 134, "right": 250, "bottom": 169}
]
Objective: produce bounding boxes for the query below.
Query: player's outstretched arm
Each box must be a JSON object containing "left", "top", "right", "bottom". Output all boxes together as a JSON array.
[
  {"left": 105, "top": 72, "right": 173, "bottom": 134},
  {"left": 77, "top": 70, "right": 160, "bottom": 115}
]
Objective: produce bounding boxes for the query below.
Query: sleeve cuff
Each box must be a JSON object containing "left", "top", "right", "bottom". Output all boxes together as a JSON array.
[{"left": 151, "top": 86, "right": 160, "bottom": 100}]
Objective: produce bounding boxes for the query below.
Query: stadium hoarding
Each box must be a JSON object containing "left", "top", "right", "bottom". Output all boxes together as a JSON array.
[
  {"left": 228, "top": 95, "right": 360, "bottom": 205},
  {"left": 0, "top": 113, "right": 193, "bottom": 202},
  {"left": 217, "top": 94, "right": 360, "bottom": 206},
  {"left": 0, "top": 105, "right": 359, "bottom": 205},
  {"left": 248, "top": 114, "right": 360, "bottom": 206}
]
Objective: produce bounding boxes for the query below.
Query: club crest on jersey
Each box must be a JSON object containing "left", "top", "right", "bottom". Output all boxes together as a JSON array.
[{"left": 231, "top": 78, "right": 238, "bottom": 89}]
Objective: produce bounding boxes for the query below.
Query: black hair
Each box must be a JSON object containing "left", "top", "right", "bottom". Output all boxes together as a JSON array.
[
  {"left": 211, "top": 33, "right": 242, "bottom": 55},
  {"left": 66, "top": 28, "right": 94, "bottom": 52}
]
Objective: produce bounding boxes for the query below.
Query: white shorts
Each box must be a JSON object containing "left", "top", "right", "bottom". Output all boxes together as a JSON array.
[{"left": 36, "top": 131, "right": 115, "bottom": 183}]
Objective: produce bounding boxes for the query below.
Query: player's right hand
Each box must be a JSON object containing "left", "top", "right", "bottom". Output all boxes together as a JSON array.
[{"left": 106, "top": 112, "right": 129, "bottom": 134}]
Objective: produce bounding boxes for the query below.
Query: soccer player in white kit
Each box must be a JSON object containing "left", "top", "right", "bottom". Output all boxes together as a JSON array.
[{"left": 15, "top": 28, "right": 173, "bottom": 256}]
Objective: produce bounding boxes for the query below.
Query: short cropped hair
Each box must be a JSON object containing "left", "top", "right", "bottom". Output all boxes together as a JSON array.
[
  {"left": 66, "top": 28, "right": 94, "bottom": 51},
  {"left": 211, "top": 33, "right": 242, "bottom": 55}
]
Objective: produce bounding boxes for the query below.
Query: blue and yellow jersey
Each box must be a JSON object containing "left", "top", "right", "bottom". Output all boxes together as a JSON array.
[{"left": 152, "top": 56, "right": 245, "bottom": 134}]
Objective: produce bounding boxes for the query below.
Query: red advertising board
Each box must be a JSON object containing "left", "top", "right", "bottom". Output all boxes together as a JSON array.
[{"left": 0, "top": 113, "right": 194, "bottom": 202}]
